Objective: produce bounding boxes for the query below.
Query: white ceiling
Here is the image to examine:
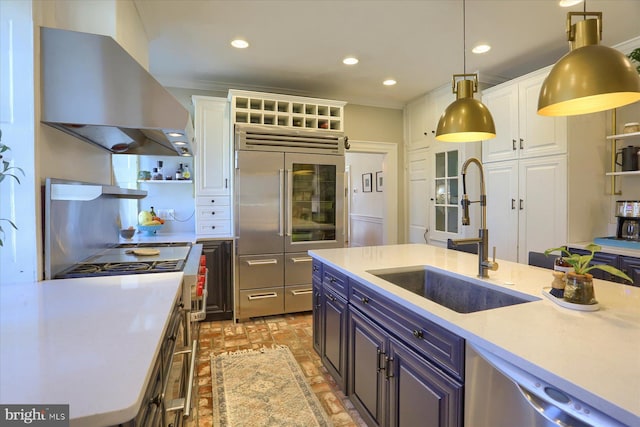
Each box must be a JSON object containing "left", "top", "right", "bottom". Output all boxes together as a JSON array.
[{"left": 133, "top": 0, "right": 640, "bottom": 109}]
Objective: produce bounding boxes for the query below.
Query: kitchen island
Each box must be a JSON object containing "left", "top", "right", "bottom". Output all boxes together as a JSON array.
[
  {"left": 0, "top": 272, "right": 184, "bottom": 426},
  {"left": 309, "top": 244, "right": 640, "bottom": 426}
]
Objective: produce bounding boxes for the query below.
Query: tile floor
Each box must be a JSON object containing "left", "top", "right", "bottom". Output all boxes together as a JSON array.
[{"left": 187, "top": 312, "right": 366, "bottom": 427}]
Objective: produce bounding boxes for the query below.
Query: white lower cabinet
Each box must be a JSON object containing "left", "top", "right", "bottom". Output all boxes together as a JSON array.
[{"left": 485, "top": 155, "right": 567, "bottom": 263}]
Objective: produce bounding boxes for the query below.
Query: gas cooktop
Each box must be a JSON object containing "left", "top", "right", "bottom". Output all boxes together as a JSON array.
[{"left": 54, "top": 242, "right": 192, "bottom": 279}]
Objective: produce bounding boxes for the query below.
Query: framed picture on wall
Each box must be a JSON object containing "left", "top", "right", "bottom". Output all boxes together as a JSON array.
[
  {"left": 376, "top": 171, "right": 383, "bottom": 192},
  {"left": 362, "top": 173, "right": 372, "bottom": 192}
]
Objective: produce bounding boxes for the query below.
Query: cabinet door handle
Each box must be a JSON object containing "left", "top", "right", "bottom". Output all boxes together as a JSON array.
[
  {"left": 377, "top": 349, "right": 386, "bottom": 373},
  {"left": 512, "top": 139, "right": 517, "bottom": 150},
  {"left": 511, "top": 198, "right": 516, "bottom": 210},
  {"left": 519, "top": 138, "right": 524, "bottom": 150},
  {"left": 211, "top": 199, "right": 215, "bottom": 203},
  {"left": 412, "top": 329, "right": 424, "bottom": 339},
  {"left": 312, "top": 265, "right": 319, "bottom": 272},
  {"left": 314, "top": 292, "right": 321, "bottom": 308},
  {"left": 291, "top": 256, "right": 312, "bottom": 263},
  {"left": 291, "top": 289, "right": 312, "bottom": 296},
  {"left": 519, "top": 199, "right": 524, "bottom": 210},
  {"left": 211, "top": 211, "right": 216, "bottom": 215},
  {"left": 328, "top": 277, "right": 336, "bottom": 283},
  {"left": 225, "top": 178, "right": 228, "bottom": 188},
  {"left": 361, "top": 296, "right": 369, "bottom": 304},
  {"left": 211, "top": 225, "right": 216, "bottom": 229}
]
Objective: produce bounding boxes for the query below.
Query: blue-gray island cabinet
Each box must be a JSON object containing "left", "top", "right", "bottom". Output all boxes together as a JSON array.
[
  {"left": 310, "top": 244, "right": 640, "bottom": 427},
  {"left": 313, "top": 258, "right": 464, "bottom": 427}
]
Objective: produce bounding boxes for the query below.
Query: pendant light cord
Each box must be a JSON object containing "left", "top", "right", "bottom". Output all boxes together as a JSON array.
[{"left": 463, "top": 0, "right": 466, "bottom": 74}]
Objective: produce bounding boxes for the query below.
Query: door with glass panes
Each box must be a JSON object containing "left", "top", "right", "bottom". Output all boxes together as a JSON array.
[
  {"left": 429, "top": 142, "right": 481, "bottom": 245},
  {"left": 432, "top": 150, "right": 459, "bottom": 242}
]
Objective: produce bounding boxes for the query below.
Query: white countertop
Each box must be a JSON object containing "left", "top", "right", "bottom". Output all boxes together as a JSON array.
[
  {"left": 0, "top": 272, "right": 184, "bottom": 427},
  {"left": 309, "top": 244, "right": 640, "bottom": 427}
]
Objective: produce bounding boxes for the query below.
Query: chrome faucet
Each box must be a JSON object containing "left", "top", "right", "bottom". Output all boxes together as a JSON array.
[{"left": 450, "top": 157, "right": 499, "bottom": 278}]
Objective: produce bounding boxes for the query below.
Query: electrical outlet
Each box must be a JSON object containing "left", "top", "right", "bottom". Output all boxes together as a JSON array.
[{"left": 156, "top": 209, "right": 175, "bottom": 221}]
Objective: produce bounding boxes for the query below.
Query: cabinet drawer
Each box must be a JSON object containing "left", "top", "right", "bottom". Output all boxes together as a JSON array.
[
  {"left": 238, "top": 286, "right": 284, "bottom": 319},
  {"left": 197, "top": 205, "right": 231, "bottom": 220},
  {"left": 323, "top": 265, "right": 349, "bottom": 299},
  {"left": 284, "top": 284, "right": 313, "bottom": 313},
  {"left": 196, "top": 196, "right": 230, "bottom": 206},
  {"left": 238, "top": 254, "right": 284, "bottom": 290},
  {"left": 350, "top": 279, "right": 465, "bottom": 381},
  {"left": 285, "top": 252, "right": 313, "bottom": 285},
  {"left": 196, "top": 220, "right": 231, "bottom": 236}
]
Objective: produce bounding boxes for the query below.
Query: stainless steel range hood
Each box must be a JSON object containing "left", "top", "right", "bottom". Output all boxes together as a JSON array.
[{"left": 40, "top": 27, "right": 194, "bottom": 157}]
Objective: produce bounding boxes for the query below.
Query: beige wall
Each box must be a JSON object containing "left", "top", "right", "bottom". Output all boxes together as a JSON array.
[
  {"left": 344, "top": 104, "right": 406, "bottom": 242},
  {"left": 344, "top": 104, "right": 403, "bottom": 143}
]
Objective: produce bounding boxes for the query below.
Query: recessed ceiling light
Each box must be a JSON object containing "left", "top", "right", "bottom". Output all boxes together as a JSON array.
[
  {"left": 558, "top": 0, "right": 583, "bottom": 7},
  {"left": 343, "top": 57, "right": 359, "bottom": 65},
  {"left": 231, "top": 39, "right": 249, "bottom": 49},
  {"left": 383, "top": 79, "right": 397, "bottom": 86},
  {"left": 167, "top": 131, "right": 183, "bottom": 137},
  {"left": 472, "top": 44, "right": 491, "bottom": 54}
]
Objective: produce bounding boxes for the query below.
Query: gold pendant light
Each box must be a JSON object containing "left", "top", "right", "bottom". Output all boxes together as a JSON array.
[
  {"left": 436, "top": 0, "right": 495, "bottom": 142},
  {"left": 538, "top": 11, "right": 640, "bottom": 116}
]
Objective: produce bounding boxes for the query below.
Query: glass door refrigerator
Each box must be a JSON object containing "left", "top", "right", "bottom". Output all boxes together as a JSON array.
[{"left": 234, "top": 124, "right": 346, "bottom": 320}]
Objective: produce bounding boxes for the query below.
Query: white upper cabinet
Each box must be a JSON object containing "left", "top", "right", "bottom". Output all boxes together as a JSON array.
[
  {"left": 405, "top": 95, "right": 431, "bottom": 149},
  {"left": 482, "top": 68, "right": 567, "bottom": 163},
  {"left": 193, "top": 96, "right": 231, "bottom": 196}
]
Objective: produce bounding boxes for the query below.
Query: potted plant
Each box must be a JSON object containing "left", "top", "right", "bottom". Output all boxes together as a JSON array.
[
  {"left": 0, "top": 130, "right": 24, "bottom": 247},
  {"left": 544, "top": 243, "right": 633, "bottom": 304},
  {"left": 628, "top": 48, "right": 640, "bottom": 74}
]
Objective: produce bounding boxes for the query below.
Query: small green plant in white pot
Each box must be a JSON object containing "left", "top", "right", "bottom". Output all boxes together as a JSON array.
[{"left": 545, "top": 243, "right": 633, "bottom": 304}]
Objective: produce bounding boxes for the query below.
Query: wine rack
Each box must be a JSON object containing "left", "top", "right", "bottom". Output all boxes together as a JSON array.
[{"left": 228, "top": 89, "right": 346, "bottom": 132}]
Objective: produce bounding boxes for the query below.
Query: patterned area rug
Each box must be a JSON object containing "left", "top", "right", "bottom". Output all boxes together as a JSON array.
[{"left": 211, "top": 345, "right": 332, "bottom": 426}]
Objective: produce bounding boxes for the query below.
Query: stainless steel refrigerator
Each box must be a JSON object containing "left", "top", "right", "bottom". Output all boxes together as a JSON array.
[{"left": 234, "top": 124, "right": 346, "bottom": 320}]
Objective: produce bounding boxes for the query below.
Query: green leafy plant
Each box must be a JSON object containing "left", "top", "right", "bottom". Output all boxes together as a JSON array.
[
  {"left": 544, "top": 243, "right": 633, "bottom": 283},
  {"left": 0, "top": 129, "right": 24, "bottom": 247},
  {"left": 629, "top": 48, "right": 640, "bottom": 74}
]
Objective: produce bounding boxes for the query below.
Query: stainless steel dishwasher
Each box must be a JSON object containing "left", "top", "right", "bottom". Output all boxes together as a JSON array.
[{"left": 465, "top": 343, "right": 628, "bottom": 427}]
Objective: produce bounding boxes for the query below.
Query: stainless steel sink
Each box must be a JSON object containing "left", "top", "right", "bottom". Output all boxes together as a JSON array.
[{"left": 367, "top": 266, "right": 539, "bottom": 313}]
